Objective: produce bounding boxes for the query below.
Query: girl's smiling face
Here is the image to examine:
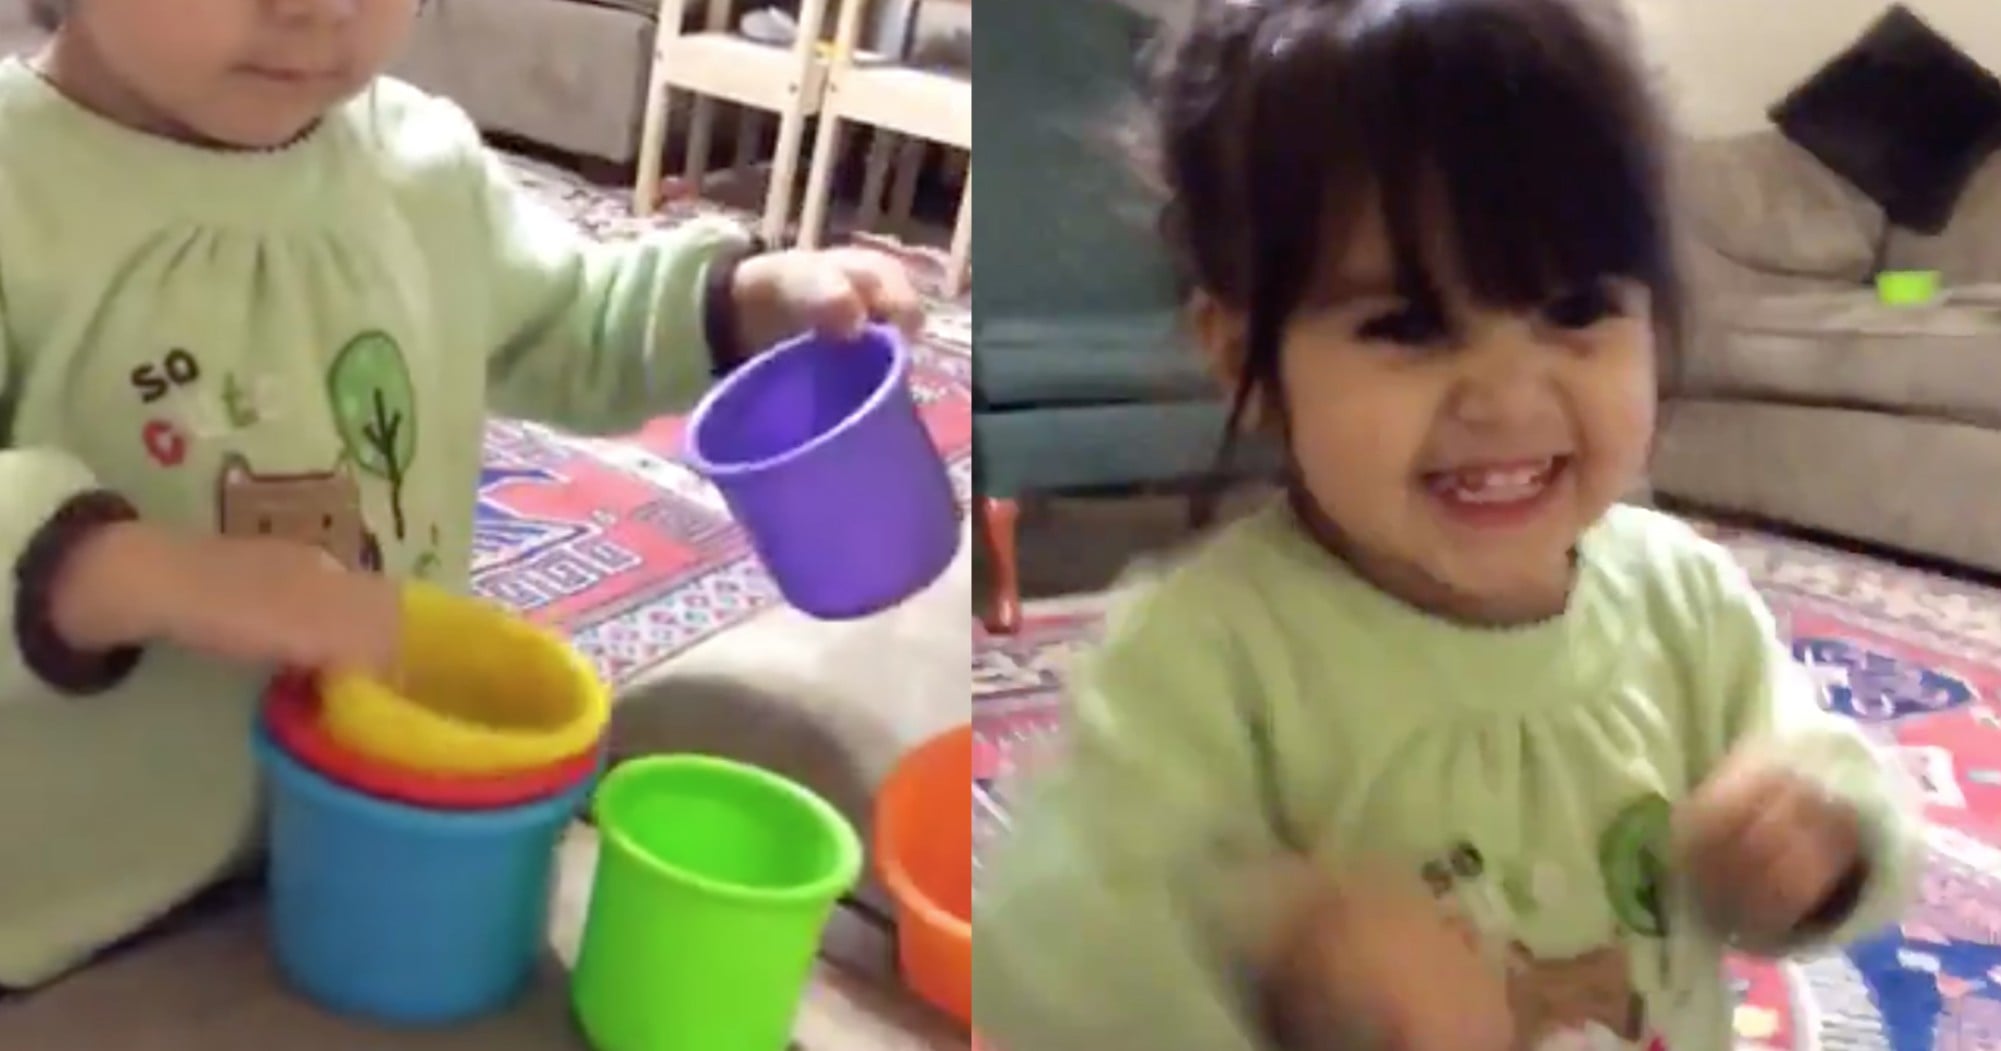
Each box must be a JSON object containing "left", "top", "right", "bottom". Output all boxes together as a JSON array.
[
  {"left": 1202, "top": 204, "right": 1659, "bottom": 625},
  {"left": 1158, "top": 0, "right": 1679, "bottom": 625}
]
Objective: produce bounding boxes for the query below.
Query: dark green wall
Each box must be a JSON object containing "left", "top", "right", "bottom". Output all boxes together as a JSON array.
[{"left": 973, "top": 0, "right": 1181, "bottom": 321}]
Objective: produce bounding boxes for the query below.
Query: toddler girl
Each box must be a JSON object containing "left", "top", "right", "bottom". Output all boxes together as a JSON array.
[
  {"left": 0, "top": 0, "right": 918, "bottom": 987},
  {"left": 973, "top": 2, "right": 1921, "bottom": 1049}
]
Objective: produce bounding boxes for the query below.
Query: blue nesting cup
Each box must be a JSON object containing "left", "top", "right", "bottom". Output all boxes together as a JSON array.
[
  {"left": 253, "top": 726, "right": 591, "bottom": 1026},
  {"left": 685, "top": 325, "right": 959, "bottom": 619}
]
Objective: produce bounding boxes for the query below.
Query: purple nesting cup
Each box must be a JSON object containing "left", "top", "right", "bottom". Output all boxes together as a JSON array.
[{"left": 685, "top": 325, "right": 959, "bottom": 619}]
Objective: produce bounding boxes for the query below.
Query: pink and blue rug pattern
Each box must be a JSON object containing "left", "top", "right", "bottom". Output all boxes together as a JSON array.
[{"left": 973, "top": 522, "right": 2001, "bottom": 1050}]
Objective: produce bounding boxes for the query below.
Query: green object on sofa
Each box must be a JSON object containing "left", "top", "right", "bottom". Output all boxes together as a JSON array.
[
  {"left": 1875, "top": 269, "right": 1941, "bottom": 306},
  {"left": 971, "top": 0, "right": 1280, "bottom": 629}
]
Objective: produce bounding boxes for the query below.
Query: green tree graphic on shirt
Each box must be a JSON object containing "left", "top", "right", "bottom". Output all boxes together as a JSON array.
[{"left": 325, "top": 331, "right": 417, "bottom": 540}]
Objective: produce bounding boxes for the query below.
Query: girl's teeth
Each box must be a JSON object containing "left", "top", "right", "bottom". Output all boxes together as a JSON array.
[
  {"left": 1455, "top": 466, "right": 1542, "bottom": 489},
  {"left": 1430, "top": 460, "right": 1557, "bottom": 503}
]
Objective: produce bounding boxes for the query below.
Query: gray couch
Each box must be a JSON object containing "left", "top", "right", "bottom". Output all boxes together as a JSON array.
[
  {"left": 395, "top": 0, "right": 942, "bottom": 168},
  {"left": 396, "top": 0, "right": 658, "bottom": 165},
  {"left": 1653, "top": 131, "right": 2001, "bottom": 574}
]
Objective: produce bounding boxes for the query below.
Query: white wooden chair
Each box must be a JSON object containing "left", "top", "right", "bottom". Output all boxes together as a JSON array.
[
  {"left": 796, "top": 0, "right": 971, "bottom": 296},
  {"left": 632, "top": 0, "right": 836, "bottom": 244}
]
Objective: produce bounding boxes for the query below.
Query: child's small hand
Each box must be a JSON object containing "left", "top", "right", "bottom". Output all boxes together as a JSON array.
[
  {"left": 53, "top": 522, "right": 402, "bottom": 678},
  {"left": 1673, "top": 747, "right": 1866, "bottom": 953},
  {"left": 731, "top": 246, "right": 924, "bottom": 352},
  {"left": 1266, "top": 863, "right": 1512, "bottom": 1051}
]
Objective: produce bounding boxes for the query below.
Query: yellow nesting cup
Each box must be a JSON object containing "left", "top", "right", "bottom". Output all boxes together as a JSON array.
[{"left": 319, "top": 582, "right": 610, "bottom": 775}]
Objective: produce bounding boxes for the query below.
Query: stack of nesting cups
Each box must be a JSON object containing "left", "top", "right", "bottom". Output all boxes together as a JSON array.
[{"left": 253, "top": 580, "right": 611, "bottom": 1026}]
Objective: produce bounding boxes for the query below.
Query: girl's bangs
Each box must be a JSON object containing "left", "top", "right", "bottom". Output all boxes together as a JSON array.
[{"left": 1241, "top": 0, "right": 1672, "bottom": 313}]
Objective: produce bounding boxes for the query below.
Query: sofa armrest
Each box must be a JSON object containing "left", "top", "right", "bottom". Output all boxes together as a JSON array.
[{"left": 974, "top": 313, "right": 1214, "bottom": 406}]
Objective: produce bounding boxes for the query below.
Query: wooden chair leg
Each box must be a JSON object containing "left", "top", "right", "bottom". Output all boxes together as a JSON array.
[
  {"left": 757, "top": 102, "right": 804, "bottom": 244},
  {"left": 732, "top": 109, "right": 762, "bottom": 176},
  {"left": 687, "top": 99, "right": 718, "bottom": 191},
  {"left": 631, "top": 25, "right": 678, "bottom": 214},
  {"left": 1187, "top": 482, "right": 1221, "bottom": 531},
  {"left": 978, "top": 497, "right": 1022, "bottom": 635},
  {"left": 683, "top": 0, "right": 733, "bottom": 193},
  {"left": 768, "top": 0, "right": 836, "bottom": 246},
  {"left": 943, "top": 168, "right": 971, "bottom": 297},
  {"left": 796, "top": 108, "right": 847, "bottom": 249},
  {"left": 858, "top": 131, "right": 897, "bottom": 229},
  {"left": 887, "top": 139, "right": 925, "bottom": 231}
]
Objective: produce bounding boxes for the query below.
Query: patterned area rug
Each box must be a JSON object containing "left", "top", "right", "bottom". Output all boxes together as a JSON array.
[
  {"left": 971, "top": 521, "right": 2001, "bottom": 1051},
  {"left": 476, "top": 156, "right": 972, "bottom": 683}
]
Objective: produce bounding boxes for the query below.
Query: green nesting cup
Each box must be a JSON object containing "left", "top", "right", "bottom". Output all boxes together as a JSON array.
[{"left": 571, "top": 755, "right": 863, "bottom": 1051}]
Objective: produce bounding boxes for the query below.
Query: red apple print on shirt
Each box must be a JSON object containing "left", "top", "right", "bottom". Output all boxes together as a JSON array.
[{"left": 142, "top": 419, "right": 188, "bottom": 467}]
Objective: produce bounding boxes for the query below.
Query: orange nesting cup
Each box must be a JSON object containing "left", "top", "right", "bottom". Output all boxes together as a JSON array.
[{"left": 874, "top": 724, "right": 972, "bottom": 1025}]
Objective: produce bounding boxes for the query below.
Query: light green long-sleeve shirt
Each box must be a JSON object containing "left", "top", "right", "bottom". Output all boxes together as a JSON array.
[
  {"left": 0, "top": 60, "right": 748, "bottom": 985},
  {"left": 975, "top": 503, "right": 1923, "bottom": 1051}
]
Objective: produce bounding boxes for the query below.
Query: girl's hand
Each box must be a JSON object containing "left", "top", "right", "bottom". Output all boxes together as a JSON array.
[
  {"left": 731, "top": 246, "right": 925, "bottom": 352},
  {"left": 1674, "top": 747, "right": 1867, "bottom": 953},
  {"left": 51, "top": 522, "right": 402, "bottom": 677},
  {"left": 1266, "top": 863, "right": 1512, "bottom": 1051}
]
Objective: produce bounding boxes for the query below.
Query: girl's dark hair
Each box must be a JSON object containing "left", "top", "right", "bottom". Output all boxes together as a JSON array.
[{"left": 1147, "top": 0, "right": 1683, "bottom": 440}]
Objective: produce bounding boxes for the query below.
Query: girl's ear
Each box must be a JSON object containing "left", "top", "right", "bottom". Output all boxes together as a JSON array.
[
  {"left": 1189, "top": 289, "right": 1245, "bottom": 397},
  {"left": 1188, "top": 290, "right": 1268, "bottom": 429}
]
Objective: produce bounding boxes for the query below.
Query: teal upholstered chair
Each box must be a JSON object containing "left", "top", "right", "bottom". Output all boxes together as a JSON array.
[{"left": 972, "top": 0, "right": 1278, "bottom": 630}]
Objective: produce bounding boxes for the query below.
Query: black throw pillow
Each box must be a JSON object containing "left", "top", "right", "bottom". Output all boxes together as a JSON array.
[{"left": 1770, "top": 4, "right": 2001, "bottom": 234}]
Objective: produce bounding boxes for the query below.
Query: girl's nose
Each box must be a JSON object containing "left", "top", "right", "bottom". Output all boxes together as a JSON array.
[{"left": 1448, "top": 322, "right": 1555, "bottom": 428}]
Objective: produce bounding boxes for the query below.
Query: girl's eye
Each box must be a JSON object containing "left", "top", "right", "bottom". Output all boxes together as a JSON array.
[
  {"left": 1542, "top": 281, "right": 1626, "bottom": 330},
  {"left": 1355, "top": 303, "right": 1451, "bottom": 347}
]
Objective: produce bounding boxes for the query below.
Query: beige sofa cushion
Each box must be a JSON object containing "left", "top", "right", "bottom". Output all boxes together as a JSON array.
[
  {"left": 1683, "top": 288, "right": 2001, "bottom": 428},
  {"left": 1675, "top": 132, "right": 1886, "bottom": 284}
]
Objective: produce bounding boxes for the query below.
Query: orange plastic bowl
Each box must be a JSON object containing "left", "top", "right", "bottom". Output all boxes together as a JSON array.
[{"left": 874, "top": 724, "right": 972, "bottom": 1025}]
